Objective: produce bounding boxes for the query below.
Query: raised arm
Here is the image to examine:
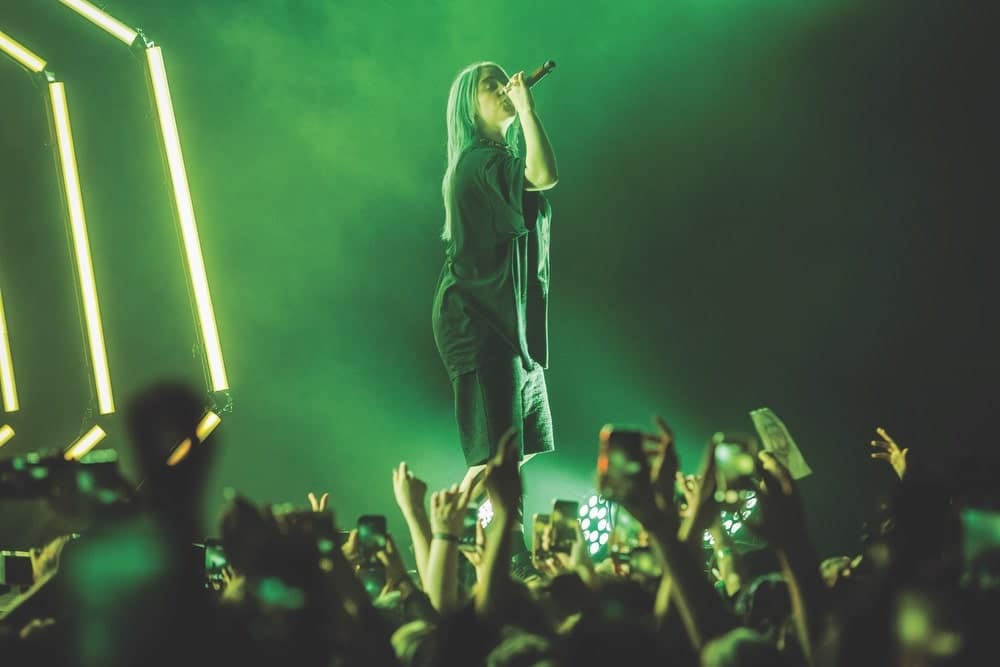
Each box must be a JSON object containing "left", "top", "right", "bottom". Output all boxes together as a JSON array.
[
  {"left": 754, "top": 451, "right": 827, "bottom": 665},
  {"left": 618, "top": 420, "right": 736, "bottom": 649},
  {"left": 506, "top": 72, "right": 558, "bottom": 190},
  {"left": 425, "top": 483, "right": 474, "bottom": 613},
  {"left": 870, "top": 426, "right": 909, "bottom": 481},
  {"left": 391, "top": 462, "right": 433, "bottom": 587},
  {"left": 475, "top": 428, "right": 522, "bottom": 618}
]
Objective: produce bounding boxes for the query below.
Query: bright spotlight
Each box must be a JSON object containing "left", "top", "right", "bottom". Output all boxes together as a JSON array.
[
  {"left": 64, "top": 425, "right": 107, "bottom": 461},
  {"left": 582, "top": 494, "right": 614, "bottom": 560},
  {"left": 0, "top": 424, "right": 14, "bottom": 448}
]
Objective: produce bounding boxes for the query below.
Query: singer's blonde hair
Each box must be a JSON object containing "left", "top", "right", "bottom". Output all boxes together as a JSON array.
[{"left": 441, "top": 62, "right": 521, "bottom": 243}]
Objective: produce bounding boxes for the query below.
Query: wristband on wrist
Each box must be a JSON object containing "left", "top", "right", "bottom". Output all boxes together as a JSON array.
[{"left": 433, "top": 532, "right": 459, "bottom": 543}]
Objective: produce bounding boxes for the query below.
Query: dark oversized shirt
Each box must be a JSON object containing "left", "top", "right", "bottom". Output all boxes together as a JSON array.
[{"left": 432, "top": 141, "right": 552, "bottom": 380}]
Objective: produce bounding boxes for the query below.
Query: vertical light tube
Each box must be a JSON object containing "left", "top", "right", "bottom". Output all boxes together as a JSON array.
[
  {"left": 64, "top": 424, "right": 106, "bottom": 460},
  {"left": 0, "top": 424, "right": 14, "bottom": 448},
  {"left": 0, "top": 288, "right": 18, "bottom": 412},
  {"left": 49, "top": 82, "right": 115, "bottom": 415},
  {"left": 57, "top": 0, "right": 139, "bottom": 45},
  {"left": 146, "top": 46, "right": 229, "bottom": 392}
]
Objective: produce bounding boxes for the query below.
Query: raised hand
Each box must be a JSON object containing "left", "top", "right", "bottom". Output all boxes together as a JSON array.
[
  {"left": 751, "top": 451, "right": 808, "bottom": 551},
  {"left": 375, "top": 534, "right": 410, "bottom": 595},
  {"left": 677, "top": 474, "right": 700, "bottom": 519},
  {"left": 392, "top": 462, "right": 429, "bottom": 518},
  {"left": 870, "top": 426, "right": 908, "bottom": 480},
  {"left": 679, "top": 439, "right": 721, "bottom": 543},
  {"left": 648, "top": 415, "right": 681, "bottom": 513},
  {"left": 483, "top": 428, "right": 523, "bottom": 520},
  {"left": 391, "top": 464, "right": 433, "bottom": 590},
  {"left": 538, "top": 522, "right": 593, "bottom": 580},
  {"left": 429, "top": 483, "right": 475, "bottom": 537},
  {"left": 504, "top": 71, "right": 535, "bottom": 115},
  {"left": 341, "top": 529, "right": 363, "bottom": 569},
  {"left": 755, "top": 454, "right": 824, "bottom": 661},
  {"left": 460, "top": 518, "right": 487, "bottom": 572},
  {"left": 307, "top": 491, "right": 329, "bottom": 512},
  {"left": 426, "top": 481, "right": 474, "bottom": 613}
]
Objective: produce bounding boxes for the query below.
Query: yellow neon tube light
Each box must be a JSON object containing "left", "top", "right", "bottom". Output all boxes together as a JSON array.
[
  {"left": 195, "top": 411, "right": 222, "bottom": 441},
  {"left": 0, "top": 425, "right": 14, "bottom": 448},
  {"left": 49, "top": 82, "right": 115, "bottom": 415},
  {"left": 0, "top": 30, "right": 47, "bottom": 73},
  {"left": 0, "top": 289, "right": 18, "bottom": 412},
  {"left": 58, "top": 0, "right": 138, "bottom": 46},
  {"left": 64, "top": 424, "right": 106, "bottom": 460},
  {"left": 146, "top": 46, "right": 228, "bottom": 392},
  {"left": 166, "top": 411, "right": 221, "bottom": 466}
]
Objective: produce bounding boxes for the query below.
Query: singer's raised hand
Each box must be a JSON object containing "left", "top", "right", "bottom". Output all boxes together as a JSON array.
[{"left": 505, "top": 71, "right": 535, "bottom": 115}]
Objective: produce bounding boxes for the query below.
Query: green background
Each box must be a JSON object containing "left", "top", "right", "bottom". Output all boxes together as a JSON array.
[{"left": 0, "top": 0, "right": 995, "bottom": 560}]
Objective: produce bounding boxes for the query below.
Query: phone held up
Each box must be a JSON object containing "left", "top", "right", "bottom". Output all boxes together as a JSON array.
[
  {"left": 531, "top": 513, "right": 551, "bottom": 563},
  {"left": 550, "top": 499, "right": 580, "bottom": 554},
  {"left": 459, "top": 506, "right": 480, "bottom": 552},
  {"left": 203, "top": 538, "right": 228, "bottom": 591},
  {"left": 712, "top": 432, "right": 761, "bottom": 510},
  {"left": 596, "top": 425, "right": 652, "bottom": 504},
  {"left": 356, "top": 514, "right": 387, "bottom": 599},
  {"left": 0, "top": 550, "right": 34, "bottom": 588}
]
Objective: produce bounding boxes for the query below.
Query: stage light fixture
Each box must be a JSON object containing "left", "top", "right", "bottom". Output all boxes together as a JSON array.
[
  {"left": 0, "top": 30, "right": 47, "bottom": 73},
  {"left": 581, "top": 494, "right": 613, "bottom": 557},
  {"left": 0, "top": 289, "right": 19, "bottom": 412},
  {"left": 478, "top": 498, "right": 494, "bottom": 529},
  {"left": 58, "top": 0, "right": 138, "bottom": 46},
  {"left": 166, "top": 410, "right": 221, "bottom": 466},
  {"left": 195, "top": 410, "right": 222, "bottom": 441},
  {"left": 57, "top": 4, "right": 231, "bottom": 398},
  {"left": 0, "top": 425, "right": 14, "bottom": 448},
  {"left": 64, "top": 424, "right": 107, "bottom": 461},
  {"left": 146, "top": 46, "right": 228, "bottom": 392},
  {"left": 50, "top": 82, "right": 115, "bottom": 415}
]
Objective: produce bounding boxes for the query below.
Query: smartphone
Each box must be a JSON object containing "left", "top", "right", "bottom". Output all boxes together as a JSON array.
[
  {"left": 0, "top": 550, "right": 34, "bottom": 587},
  {"left": 459, "top": 506, "right": 480, "bottom": 551},
  {"left": 597, "top": 425, "right": 650, "bottom": 504},
  {"left": 203, "top": 538, "right": 228, "bottom": 590},
  {"left": 608, "top": 505, "right": 644, "bottom": 555},
  {"left": 713, "top": 433, "right": 760, "bottom": 509},
  {"left": 531, "top": 513, "right": 551, "bottom": 563},
  {"left": 357, "top": 514, "right": 387, "bottom": 563},
  {"left": 551, "top": 500, "right": 580, "bottom": 553}
]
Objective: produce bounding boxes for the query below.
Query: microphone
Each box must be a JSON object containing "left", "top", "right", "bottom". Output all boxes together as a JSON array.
[{"left": 505, "top": 60, "right": 556, "bottom": 93}]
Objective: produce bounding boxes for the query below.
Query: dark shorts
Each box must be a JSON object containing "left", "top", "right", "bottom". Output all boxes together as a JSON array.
[{"left": 452, "top": 357, "right": 555, "bottom": 467}]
